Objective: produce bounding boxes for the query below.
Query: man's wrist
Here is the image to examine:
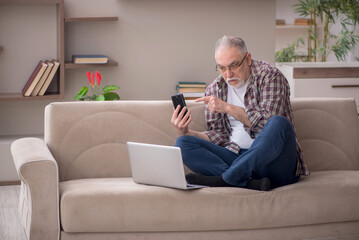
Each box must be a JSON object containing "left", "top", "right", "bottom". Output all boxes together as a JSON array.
[
  {"left": 225, "top": 104, "right": 250, "bottom": 126},
  {"left": 225, "top": 103, "right": 235, "bottom": 115},
  {"left": 178, "top": 128, "right": 189, "bottom": 136}
]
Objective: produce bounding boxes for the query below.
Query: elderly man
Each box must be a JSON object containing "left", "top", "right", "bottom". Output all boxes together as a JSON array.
[{"left": 171, "top": 36, "right": 309, "bottom": 191}]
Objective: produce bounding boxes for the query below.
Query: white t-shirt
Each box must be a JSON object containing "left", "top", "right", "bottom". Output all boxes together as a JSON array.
[{"left": 227, "top": 79, "right": 254, "bottom": 149}]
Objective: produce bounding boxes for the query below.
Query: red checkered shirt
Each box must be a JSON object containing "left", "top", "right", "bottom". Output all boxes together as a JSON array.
[{"left": 203, "top": 59, "right": 309, "bottom": 176}]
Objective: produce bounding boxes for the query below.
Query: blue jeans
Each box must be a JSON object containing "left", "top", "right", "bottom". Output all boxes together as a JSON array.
[{"left": 175, "top": 116, "right": 300, "bottom": 188}]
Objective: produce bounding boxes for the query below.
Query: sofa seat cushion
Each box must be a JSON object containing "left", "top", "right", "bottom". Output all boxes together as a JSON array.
[{"left": 59, "top": 171, "right": 359, "bottom": 233}]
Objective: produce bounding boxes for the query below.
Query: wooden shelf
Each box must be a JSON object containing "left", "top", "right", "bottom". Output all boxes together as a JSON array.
[
  {"left": 276, "top": 24, "right": 309, "bottom": 29},
  {"left": 276, "top": 24, "right": 322, "bottom": 29},
  {"left": 0, "top": 93, "right": 63, "bottom": 102},
  {"left": 65, "top": 17, "right": 118, "bottom": 22},
  {"left": 293, "top": 67, "right": 359, "bottom": 79},
  {"left": 1, "top": 0, "right": 65, "bottom": 102},
  {"left": 64, "top": 16, "right": 119, "bottom": 69},
  {"left": 1, "top": 2, "right": 118, "bottom": 102},
  {"left": 65, "top": 60, "right": 118, "bottom": 69}
]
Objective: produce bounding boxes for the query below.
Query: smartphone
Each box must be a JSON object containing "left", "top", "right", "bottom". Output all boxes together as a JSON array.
[{"left": 171, "top": 93, "right": 188, "bottom": 117}]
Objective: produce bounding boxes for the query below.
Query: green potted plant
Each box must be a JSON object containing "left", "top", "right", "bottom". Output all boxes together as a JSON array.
[
  {"left": 276, "top": 0, "right": 359, "bottom": 62},
  {"left": 275, "top": 37, "right": 306, "bottom": 62},
  {"left": 74, "top": 71, "right": 120, "bottom": 101}
]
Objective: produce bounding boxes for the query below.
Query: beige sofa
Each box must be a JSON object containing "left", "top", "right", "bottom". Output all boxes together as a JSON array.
[{"left": 11, "top": 98, "right": 359, "bottom": 240}]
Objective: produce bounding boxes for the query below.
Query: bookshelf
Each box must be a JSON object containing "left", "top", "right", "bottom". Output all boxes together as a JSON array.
[
  {"left": 0, "top": 0, "right": 65, "bottom": 102},
  {"left": 64, "top": 16, "right": 119, "bottom": 70},
  {"left": 0, "top": 1, "right": 119, "bottom": 183},
  {"left": 0, "top": 1, "right": 118, "bottom": 102}
]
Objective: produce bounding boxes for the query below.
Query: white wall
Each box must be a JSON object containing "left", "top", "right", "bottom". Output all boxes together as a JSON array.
[
  {"left": 63, "top": 0, "right": 276, "bottom": 101},
  {"left": 0, "top": 0, "right": 276, "bottom": 181},
  {"left": 276, "top": 0, "right": 302, "bottom": 25},
  {"left": 0, "top": 0, "right": 276, "bottom": 135}
]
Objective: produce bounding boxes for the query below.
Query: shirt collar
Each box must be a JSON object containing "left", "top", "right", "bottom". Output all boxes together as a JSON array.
[
  {"left": 216, "top": 75, "right": 226, "bottom": 89},
  {"left": 250, "top": 59, "right": 261, "bottom": 80}
]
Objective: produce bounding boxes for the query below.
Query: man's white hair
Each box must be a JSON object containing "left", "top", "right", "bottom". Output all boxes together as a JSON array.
[{"left": 215, "top": 36, "right": 247, "bottom": 56}]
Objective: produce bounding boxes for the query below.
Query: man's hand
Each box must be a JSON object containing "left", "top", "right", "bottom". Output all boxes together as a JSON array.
[
  {"left": 171, "top": 105, "right": 192, "bottom": 136},
  {"left": 195, "top": 95, "right": 229, "bottom": 114},
  {"left": 196, "top": 95, "right": 251, "bottom": 127}
]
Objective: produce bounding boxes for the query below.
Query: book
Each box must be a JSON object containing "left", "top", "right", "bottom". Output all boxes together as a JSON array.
[
  {"left": 294, "top": 18, "right": 311, "bottom": 25},
  {"left": 178, "top": 81, "right": 206, "bottom": 86},
  {"left": 178, "top": 81, "right": 206, "bottom": 85},
  {"left": 182, "top": 92, "right": 205, "bottom": 98},
  {"left": 178, "top": 83, "right": 206, "bottom": 88},
  {"left": 22, "top": 61, "right": 48, "bottom": 97},
  {"left": 184, "top": 97, "right": 202, "bottom": 100},
  {"left": 276, "top": 19, "right": 286, "bottom": 25},
  {"left": 177, "top": 86, "right": 206, "bottom": 93},
  {"left": 38, "top": 60, "right": 60, "bottom": 96},
  {"left": 72, "top": 55, "right": 109, "bottom": 64},
  {"left": 177, "top": 81, "right": 206, "bottom": 90},
  {"left": 31, "top": 61, "right": 54, "bottom": 96}
]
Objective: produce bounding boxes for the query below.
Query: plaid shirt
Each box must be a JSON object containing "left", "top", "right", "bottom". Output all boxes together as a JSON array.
[{"left": 203, "top": 59, "right": 309, "bottom": 176}]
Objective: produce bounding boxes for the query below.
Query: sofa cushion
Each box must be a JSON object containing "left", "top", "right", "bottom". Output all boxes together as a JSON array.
[
  {"left": 292, "top": 98, "right": 359, "bottom": 171},
  {"left": 45, "top": 101, "right": 206, "bottom": 182},
  {"left": 60, "top": 171, "right": 359, "bottom": 233}
]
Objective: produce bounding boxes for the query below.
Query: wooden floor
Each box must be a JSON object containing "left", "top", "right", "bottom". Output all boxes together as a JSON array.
[{"left": 0, "top": 185, "right": 26, "bottom": 240}]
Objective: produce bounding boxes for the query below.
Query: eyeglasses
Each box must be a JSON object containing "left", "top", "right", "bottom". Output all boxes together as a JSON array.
[{"left": 216, "top": 52, "right": 248, "bottom": 72}]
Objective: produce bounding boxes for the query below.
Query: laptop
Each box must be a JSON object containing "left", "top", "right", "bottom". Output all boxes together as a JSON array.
[{"left": 127, "top": 142, "right": 208, "bottom": 190}]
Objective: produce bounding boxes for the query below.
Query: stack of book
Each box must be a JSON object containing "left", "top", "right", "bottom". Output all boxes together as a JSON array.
[
  {"left": 72, "top": 55, "right": 109, "bottom": 64},
  {"left": 176, "top": 81, "right": 207, "bottom": 99},
  {"left": 22, "top": 60, "right": 60, "bottom": 97},
  {"left": 294, "top": 18, "right": 311, "bottom": 25}
]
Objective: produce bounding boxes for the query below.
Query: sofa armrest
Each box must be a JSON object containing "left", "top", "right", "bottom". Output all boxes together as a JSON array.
[{"left": 11, "top": 137, "right": 60, "bottom": 240}]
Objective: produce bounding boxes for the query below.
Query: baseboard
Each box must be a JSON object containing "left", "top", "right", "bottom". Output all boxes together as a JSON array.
[{"left": 0, "top": 181, "right": 21, "bottom": 186}]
